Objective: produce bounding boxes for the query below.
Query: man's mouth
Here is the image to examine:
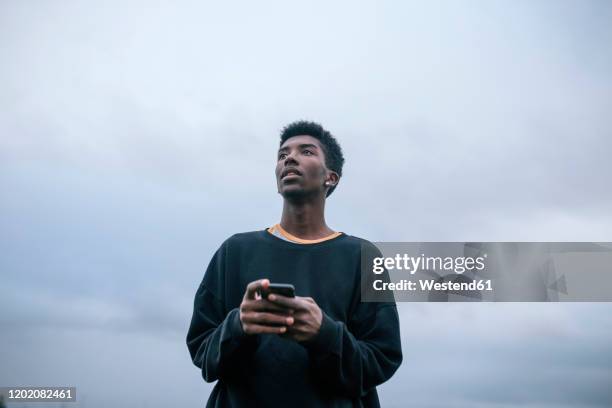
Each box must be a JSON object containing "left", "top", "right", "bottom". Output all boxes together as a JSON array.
[{"left": 281, "top": 168, "right": 302, "bottom": 179}]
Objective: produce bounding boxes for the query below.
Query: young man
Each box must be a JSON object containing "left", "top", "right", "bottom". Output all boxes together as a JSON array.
[{"left": 187, "top": 121, "right": 402, "bottom": 407}]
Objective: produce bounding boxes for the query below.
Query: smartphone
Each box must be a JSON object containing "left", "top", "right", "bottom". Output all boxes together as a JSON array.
[{"left": 261, "top": 283, "right": 295, "bottom": 299}]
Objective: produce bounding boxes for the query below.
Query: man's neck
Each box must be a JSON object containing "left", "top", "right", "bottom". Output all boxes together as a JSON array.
[{"left": 279, "top": 198, "right": 334, "bottom": 240}]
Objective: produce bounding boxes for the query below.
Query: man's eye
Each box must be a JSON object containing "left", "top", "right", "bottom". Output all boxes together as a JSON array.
[
  {"left": 303, "top": 150, "right": 313, "bottom": 155},
  {"left": 278, "top": 153, "right": 287, "bottom": 160}
]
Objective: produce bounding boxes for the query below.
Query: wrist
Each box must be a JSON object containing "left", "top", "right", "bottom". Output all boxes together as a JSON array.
[
  {"left": 228, "top": 308, "right": 249, "bottom": 339},
  {"left": 302, "top": 312, "right": 339, "bottom": 353}
]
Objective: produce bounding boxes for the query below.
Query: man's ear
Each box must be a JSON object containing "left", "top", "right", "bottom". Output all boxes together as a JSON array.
[{"left": 325, "top": 172, "right": 340, "bottom": 187}]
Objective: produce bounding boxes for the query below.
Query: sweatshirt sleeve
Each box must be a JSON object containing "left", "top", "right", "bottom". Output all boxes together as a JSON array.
[
  {"left": 303, "top": 303, "right": 403, "bottom": 398},
  {"left": 186, "top": 242, "right": 257, "bottom": 382}
]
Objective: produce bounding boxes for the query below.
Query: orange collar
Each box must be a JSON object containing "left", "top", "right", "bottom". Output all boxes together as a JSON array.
[{"left": 267, "top": 223, "right": 342, "bottom": 244}]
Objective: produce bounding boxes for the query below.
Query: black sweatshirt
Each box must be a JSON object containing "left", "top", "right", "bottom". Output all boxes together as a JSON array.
[{"left": 186, "top": 230, "right": 403, "bottom": 408}]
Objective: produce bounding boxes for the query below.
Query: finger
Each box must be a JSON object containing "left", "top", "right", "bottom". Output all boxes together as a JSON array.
[
  {"left": 242, "top": 312, "right": 295, "bottom": 326},
  {"left": 241, "top": 299, "right": 293, "bottom": 315},
  {"left": 245, "top": 279, "right": 269, "bottom": 300},
  {"left": 268, "top": 294, "right": 302, "bottom": 309},
  {"left": 249, "top": 299, "right": 295, "bottom": 314},
  {"left": 243, "top": 324, "right": 287, "bottom": 335}
]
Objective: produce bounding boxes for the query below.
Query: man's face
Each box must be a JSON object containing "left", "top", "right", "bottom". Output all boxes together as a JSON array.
[{"left": 275, "top": 135, "right": 335, "bottom": 199}]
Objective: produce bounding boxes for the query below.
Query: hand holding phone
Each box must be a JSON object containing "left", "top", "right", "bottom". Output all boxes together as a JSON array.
[{"left": 239, "top": 279, "right": 295, "bottom": 335}]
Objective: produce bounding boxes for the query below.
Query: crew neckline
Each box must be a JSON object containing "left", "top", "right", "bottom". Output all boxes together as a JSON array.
[
  {"left": 268, "top": 223, "right": 343, "bottom": 244},
  {"left": 262, "top": 227, "right": 347, "bottom": 248}
]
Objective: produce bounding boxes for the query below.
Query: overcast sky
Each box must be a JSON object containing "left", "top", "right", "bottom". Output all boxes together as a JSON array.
[{"left": 1, "top": 1, "right": 611, "bottom": 407}]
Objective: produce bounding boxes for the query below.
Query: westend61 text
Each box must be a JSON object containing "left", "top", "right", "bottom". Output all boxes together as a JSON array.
[{"left": 373, "top": 279, "right": 493, "bottom": 292}]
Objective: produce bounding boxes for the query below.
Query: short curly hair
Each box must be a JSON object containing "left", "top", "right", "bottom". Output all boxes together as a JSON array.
[{"left": 279, "top": 120, "right": 345, "bottom": 197}]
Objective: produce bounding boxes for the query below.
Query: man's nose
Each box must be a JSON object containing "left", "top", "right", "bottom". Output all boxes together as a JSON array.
[{"left": 284, "top": 152, "right": 298, "bottom": 165}]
